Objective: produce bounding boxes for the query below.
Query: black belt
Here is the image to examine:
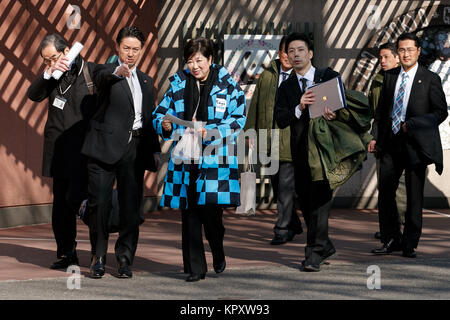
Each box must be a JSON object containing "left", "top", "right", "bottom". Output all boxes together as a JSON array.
[{"left": 131, "top": 128, "right": 143, "bottom": 137}]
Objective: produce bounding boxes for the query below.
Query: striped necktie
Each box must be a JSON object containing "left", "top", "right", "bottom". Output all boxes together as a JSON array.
[
  {"left": 391, "top": 73, "right": 408, "bottom": 134},
  {"left": 281, "top": 72, "right": 289, "bottom": 82},
  {"left": 300, "top": 77, "right": 308, "bottom": 92}
]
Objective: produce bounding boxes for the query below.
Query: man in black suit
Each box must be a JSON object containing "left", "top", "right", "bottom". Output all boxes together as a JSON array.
[
  {"left": 274, "top": 33, "right": 339, "bottom": 272},
  {"left": 369, "top": 33, "right": 447, "bottom": 258},
  {"left": 82, "top": 26, "right": 161, "bottom": 278},
  {"left": 27, "top": 34, "right": 97, "bottom": 270}
]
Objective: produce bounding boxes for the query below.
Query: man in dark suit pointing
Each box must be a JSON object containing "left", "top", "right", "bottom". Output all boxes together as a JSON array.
[
  {"left": 82, "top": 26, "right": 160, "bottom": 278},
  {"left": 369, "top": 33, "right": 447, "bottom": 258}
]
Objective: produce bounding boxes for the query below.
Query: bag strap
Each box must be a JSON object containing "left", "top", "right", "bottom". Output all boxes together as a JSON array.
[
  {"left": 192, "top": 80, "right": 200, "bottom": 120},
  {"left": 82, "top": 60, "right": 94, "bottom": 95},
  {"left": 247, "top": 147, "right": 254, "bottom": 172}
]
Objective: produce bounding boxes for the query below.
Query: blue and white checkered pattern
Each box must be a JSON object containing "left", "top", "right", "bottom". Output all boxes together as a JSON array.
[
  {"left": 391, "top": 73, "right": 408, "bottom": 134},
  {"left": 153, "top": 65, "right": 246, "bottom": 209}
]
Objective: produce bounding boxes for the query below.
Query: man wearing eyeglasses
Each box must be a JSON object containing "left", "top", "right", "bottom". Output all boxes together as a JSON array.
[
  {"left": 27, "top": 34, "right": 97, "bottom": 270},
  {"left": 368, "top": 33, "right": 447, "bottom": 258}
]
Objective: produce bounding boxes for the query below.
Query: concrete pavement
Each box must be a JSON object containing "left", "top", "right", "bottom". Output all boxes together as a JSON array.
[{"left": 0, "top": 208, "right": 449, "bottom": 300}]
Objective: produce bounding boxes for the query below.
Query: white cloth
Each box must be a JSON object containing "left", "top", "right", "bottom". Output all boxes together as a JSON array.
[{"left": 115, "top": 60, "right": 143, "bottom": 130}]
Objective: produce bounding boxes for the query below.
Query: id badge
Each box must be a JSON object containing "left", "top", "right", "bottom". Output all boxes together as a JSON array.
[
  {"left": 52, "top": 96, "right": 67, "bottom": 110},
  {"left": 216, "top": 98, "right": 227, "bottom": 113}
]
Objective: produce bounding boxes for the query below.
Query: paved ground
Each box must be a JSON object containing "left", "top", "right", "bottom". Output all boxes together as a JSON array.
[{"left": 0, "top": 208, "right": 449, "bottom": 301}]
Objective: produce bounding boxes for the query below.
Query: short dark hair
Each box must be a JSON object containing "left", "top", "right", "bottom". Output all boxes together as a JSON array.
[
  {"left": 378, "top": 42, "right": 397, "bottom": 56},
  {"left": 279, "top": 35, "right": 288, "bottom": 51},
  {"left": 284, "top": 32, "right": 313, "bottom": 53},
  {"left": 116, "top": 26, "right": 146, "bottom": 47},
  {"left": 396, "top": 33, "right": 421, "bottom": 49},
  {"left": 183, "top": 37, "right": 214, "bottom": 62},
  {"left": 39, "top": 34, "right": 68, "bottom": 56}
]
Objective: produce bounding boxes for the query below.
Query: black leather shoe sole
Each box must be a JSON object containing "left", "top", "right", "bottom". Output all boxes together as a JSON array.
[
  {"left": 270, "top": 236, "right": 287, "bottom": 245},
  {"left": 303, "top": 264, "right": 321, "bottom": 272},
  {"left": 213, "top": 261, "right": 226, "bottom": 274},
  {"left": 50, "top": 257, "right": 79, "bottom": 270},
  {"left": 90, "top": 270, "right": 105, "bottom": 279},
  {"left": 186, "top": 273, "right": 206, "bottom": 282},
  {"left": 118, "top": 267, "right": 133, "bottom": 278},
  {"left": 371, "top": 246, "right": 402, "bottom": 255},
  {"left": 402, "top": 250, "right": 417, "bottom": 258}
]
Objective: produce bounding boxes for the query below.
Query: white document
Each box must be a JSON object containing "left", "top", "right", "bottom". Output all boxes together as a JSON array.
[
  {"left": 52, "top": 42, "right": 84, "bottom": 80},
  {"left": 163, "top": 113, "right": 204, "bottom": 129}
]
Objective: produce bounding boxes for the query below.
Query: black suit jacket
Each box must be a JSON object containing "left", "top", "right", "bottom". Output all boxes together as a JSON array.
[
  {"left": 274, "top": 67, "right": 340, "bottom": 165},
  {"left": 371, "top": 65, "right": 447, "bottom": 173},
  {"left": 81, "top": 63, "right": 160, "bottom": 171},
  {"left": 27, "top": 57, "right": 97, "bottom": 178}
]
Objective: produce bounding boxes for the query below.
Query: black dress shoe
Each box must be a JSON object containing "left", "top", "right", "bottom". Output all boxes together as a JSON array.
[
  {"left": 287, "top": 228, "right": 303, "bottom": 242},
  {"left": 50, "top": 254, "right": 79, "bottom": 270},
  {"left": 213, "top": 260, "right": 226, "bottom": 274},
  {"left": 374, "top": 232, "right": 381, "bottom": 240},
  {"left": 186, "top": 273, "right": 206, "bottom": 282},
  {"left": 117, "top": 257, "right": 133, "bottom": 278},
  {"left": 402, "top": 248, "right": 417, "bottom": 258},
  {"left": 270, "top": 234, "right": 287, "bottom": 245},
  {"left": 90, "top": 256, "right": 106, "bottom": 279},
  {"left": 302, "top": 262, "right": 321, "bottom": 272},
  {"left": 371, "top": 239, "right": 402, "bottom": 255}
]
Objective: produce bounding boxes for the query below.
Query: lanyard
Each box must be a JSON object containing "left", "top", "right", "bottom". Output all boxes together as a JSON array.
[{"left": 58, "top": 60, "right": 84, "bottom": 95}]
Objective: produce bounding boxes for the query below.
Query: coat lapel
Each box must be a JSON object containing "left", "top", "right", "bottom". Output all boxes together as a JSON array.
[
  {"left": 386, "top": 67, "right": 400, "bottom": 115},
  {"left": 136, "top": 69, "right": 149, "bottom": 120},
  {"left": 406, "top": 65, "right": 424, "bottom": 116}
]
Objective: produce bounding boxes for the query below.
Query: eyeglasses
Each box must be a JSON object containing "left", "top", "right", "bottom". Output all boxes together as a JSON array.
[
  {"left": 42, "top": 52, "right": 62, "bottom": 65},
  {"left": 397, "top": 48, "right": 418, "bottom": 54}
]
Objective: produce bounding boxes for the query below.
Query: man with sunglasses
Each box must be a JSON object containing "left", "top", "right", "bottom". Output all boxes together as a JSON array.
[
  {"left": 369, "top": 33, "right": 447, "bottom": 258},
  {"left": 27, "top": 34, "right": 97, "bottom": 270}
]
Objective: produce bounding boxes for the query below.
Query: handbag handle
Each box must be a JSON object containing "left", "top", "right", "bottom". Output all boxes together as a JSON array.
[{"left": 247, "top": 146, "right": 254, "bottom": 172}]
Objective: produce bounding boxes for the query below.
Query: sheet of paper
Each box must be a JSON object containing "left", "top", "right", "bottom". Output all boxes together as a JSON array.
[{"left": 163, "top": 113, "right": 204, "bottom": 129}]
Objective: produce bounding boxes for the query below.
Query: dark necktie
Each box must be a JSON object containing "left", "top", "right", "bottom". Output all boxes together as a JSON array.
[
  {"left": 300, "top": 77, "right": 308, "bottom": 92},
  {"left": 281, "top": 72, "right": 289, "bottom": 82}
]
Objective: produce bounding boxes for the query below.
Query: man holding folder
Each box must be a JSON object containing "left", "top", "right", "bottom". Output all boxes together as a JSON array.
[{"left": 274, "top": 32, "right": 341, "bottom": 272}]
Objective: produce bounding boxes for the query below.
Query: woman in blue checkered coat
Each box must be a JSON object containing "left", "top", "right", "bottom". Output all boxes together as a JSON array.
[{"left": 153, "top": 38, "right": 246, "bottom": 282}]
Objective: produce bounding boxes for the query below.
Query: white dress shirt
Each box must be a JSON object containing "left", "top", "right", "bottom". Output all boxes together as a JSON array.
[
  {"left": 115, "top": 60, "right": 143, "bottom": 130},
  {"left": 295, "top": 66, "right": 316, "bottom": 119},
  {"left": 393, "top": 63, "right": 418, "bottom": 123}
]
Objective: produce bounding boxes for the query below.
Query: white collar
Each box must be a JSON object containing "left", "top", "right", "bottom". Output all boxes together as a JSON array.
[
  {"left": 280, "top": 67, "right": 293, "bottom": 74},
  {"left": 400, "top": 62, "right": 418, "bottom": 79},
  {"left": 296, "top": 65, "right": 316, "bottom": 82}
]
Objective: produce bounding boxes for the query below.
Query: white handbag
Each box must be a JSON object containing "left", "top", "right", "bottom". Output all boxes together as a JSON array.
[{"left": 236, "top": 148, "right": 256, "bottom": 215}]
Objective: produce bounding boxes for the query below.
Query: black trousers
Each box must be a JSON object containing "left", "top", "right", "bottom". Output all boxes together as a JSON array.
[
  {"left": 52, "top": 176, "right": 87, "bottom": 258},
  {"left": 87, "top": 136, "right": 145, "bottom": 265},
  {"left": 181, "top": 165, "right": 225, "bottom": 275},
  {"left": 378, "top": 133, "right": 426, "bottom": 249},
  {"left": 270, "top": 161, "right": 303, "bottom": 236},
  {"left": 295, "top": 160, "right": 334, "bottom": 265}
]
